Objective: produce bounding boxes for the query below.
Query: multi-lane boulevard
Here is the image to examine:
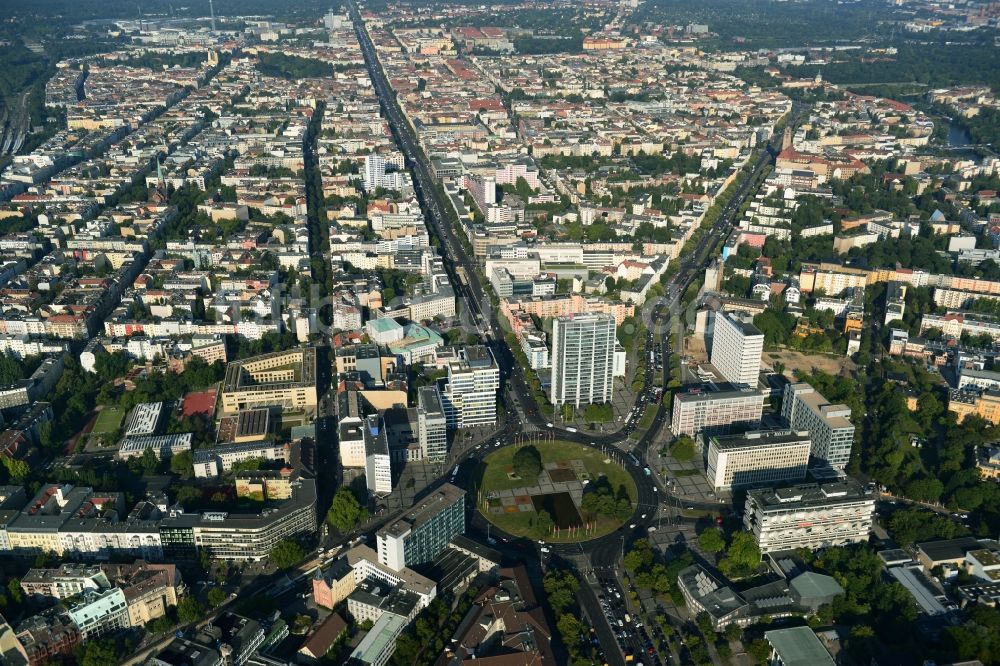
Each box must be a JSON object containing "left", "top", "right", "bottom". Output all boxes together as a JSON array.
[{"left": 347, "top": 6, "right": 801, "bottom": 663}]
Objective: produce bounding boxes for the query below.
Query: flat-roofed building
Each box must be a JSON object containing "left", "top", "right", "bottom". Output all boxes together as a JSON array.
[
  {"left": 123, "top": 402, "right": 163, "bottom": 436},
  {"left": 66, "top": 588, "right": 129, "bottom": 640},
  {"left": 706, "top": 430, "right": 811, "bottom": 493},
  {"left": 781, "top": 383, "right": 855, "bottom": 470},
  {"left": 161, "top": 478, "right": 317, "bottom": 562},
  {"left": 335, "top": 344, "right": 396, "bottom": 388},
  {"left": 377, "top": 483, "right": 465, "bottom": 572},
  {"left": 347, "top": 578, "right": 422, "bottom": 626},
  {"left": 416, "top": 386, "right": 447, "bottom": 463},
  {"left": 671, "top": 388, "right": 767, "bottom": 438},
  {"left": 116, "top": 433, "right": 192, "bottom": 461},
  {"left": 711, "top": 312, "right": 764, "bottom": 387},
  {"left": 949, "top": 388, "right": 1000, "bottom": 425},
  {"left": 551, "top": 313, "right": 615, "bottom": 407},
  {"left": 220, "top": 348, "right": 318, "bottom": 415},
  {"left": 916, "top": 537, "right": 1000, "bottom": 571},
  {"left": 346, "top": 611, "right": 408, "bottom": 666},
  {"left": 235, "top": 470, "right": 295, "bottom": 501},
  {"left": 441, "top": 346, "right": 499, "bottom": 428},
  {"left": 192, "top": 441, "right": 291, "bottom": 478},
  {"left": 764, "top": 626, "right": 835, "bottom": 666},
  {"left": 339, "top": 417, "right": 367, "bottom": 469},
  {"left": 744, "top": 481, "right": 875, "bottom": 554},
  {"left": 215, "top": 408, "right": 270, "bottom": 443},
  {"left": 364, "top": 415, "right": 392, "bottom": 497}
]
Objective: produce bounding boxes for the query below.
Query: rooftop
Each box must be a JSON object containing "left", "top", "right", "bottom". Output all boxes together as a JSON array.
[
  {"left": 747, "top": 480, "right": 871, "bottom": 512},
  {"left": 710, "top": 429, "right": 810, "bottom": 451},
  {"left": 674, "top": 387, "right": 768, "bottom": 404},
  {"left": 378, "top": 483, "right": 465, "bottom": 540},
  {"left": 764, "top": 627, "right": 835, "bottom": 666},
  {"left": 917, "top": 537, "right": 997, "bottom": 563},
  {"left": 349, "top": 612, "right": 408, "bottom": 664}
]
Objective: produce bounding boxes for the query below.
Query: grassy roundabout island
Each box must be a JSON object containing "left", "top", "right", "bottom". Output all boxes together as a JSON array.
[{"left": 475, "top": 439, "right": 637, "bottom": 543}]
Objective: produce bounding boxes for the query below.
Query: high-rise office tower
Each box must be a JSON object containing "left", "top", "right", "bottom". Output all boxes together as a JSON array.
[
  {"left": 551, "top": 313, "right": 616, "bottom": 407},
  {"left": 711, "top": 311, "right": 764, "bottom": 387}
]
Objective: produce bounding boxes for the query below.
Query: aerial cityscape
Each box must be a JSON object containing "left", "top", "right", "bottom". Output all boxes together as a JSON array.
[{"left": 0, "top": 0, "right": 998, "bottom": 664}]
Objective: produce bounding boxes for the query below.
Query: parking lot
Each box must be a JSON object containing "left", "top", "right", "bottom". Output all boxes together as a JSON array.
[{"left": 589, "top": 573, "right": 669, "bottom": 666}]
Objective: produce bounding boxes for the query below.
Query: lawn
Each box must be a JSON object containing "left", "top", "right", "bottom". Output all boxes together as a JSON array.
[
  {"left": 91, "top": 407, "right": 125, "bottom": 435},
  {"left": 637, "top": 404, "right": 657, "bottom": 431},
  {"left": 475, "top": 440, "right": 637, "bottom": 543}
]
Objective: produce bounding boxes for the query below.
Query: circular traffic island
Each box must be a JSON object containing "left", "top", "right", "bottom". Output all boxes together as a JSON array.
[{"left": 475, "top": 439, "right": 637, "bottom": 543}]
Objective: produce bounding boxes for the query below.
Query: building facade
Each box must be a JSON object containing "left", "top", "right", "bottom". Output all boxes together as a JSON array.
[
  {"left": 671, "top": 388, "right": 767, "bottom": 438},
  {"left": 441, "top": 346, "right": 499, "bottom": 428},
  {"left": 743, "top": 481, "right": 875, "bottom": 553},
  {"left": 376, "top": 484, "right": 465, "bottom": 572},
  {"left": 416, "top": 386, "right": 447, "bottom": 463},
  {"left": 364, "top": 415, "right": 393, "bottom": 497},
  {"left": 551, "top": 313, "right": 616, "bottom": 407},
  {"left": 711, "top": 312, "right": 764, "bottom": 387},
  {"left": 781, "top": 383, "right": 855, "bottom": 470},
  {"left": 706, "top": 430, "right": 811, "bottom": 493}
]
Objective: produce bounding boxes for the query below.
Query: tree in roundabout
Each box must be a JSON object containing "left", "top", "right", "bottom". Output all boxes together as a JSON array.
[{"left": 512, "top": 445, "right": 542, "bottom": 482}]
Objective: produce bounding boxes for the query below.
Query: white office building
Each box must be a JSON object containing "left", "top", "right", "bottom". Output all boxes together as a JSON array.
[
  {"left": 338, "top": 417, "right": 367, "bottom": 469},
  {"left": 363, "top": 154, "right": 407, "bottom": 192},
  {"left": 711, "top": 312, "right": 764, "bottom": 387},
  {"left": 744, "top": 481, "right": 876, "bottom": 553},
  {"left": 781, "top": 383, "right": 855, "bottom": 471},
  {"left": 706, "top": 430, "right": 811, "bottom": 493},
  {"left": 364, "top": 415, "right": 392, "bottom": 497},
  {"left": 441, "top": 346, "right": 499, "bottom": 428},
  {"left": 551, "top": 313, "right": 616, "bottom": 407},
  {"left": 417, "top": 387, "right": 448, "bottom": 463},
  {"left": 671, "top": 388, "right": 767, "bottom": 438}
]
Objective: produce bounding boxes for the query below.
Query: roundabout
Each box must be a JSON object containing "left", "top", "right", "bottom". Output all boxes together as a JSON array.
[{"left": 475, "top": 439, "right": 638, "bottom": 543}]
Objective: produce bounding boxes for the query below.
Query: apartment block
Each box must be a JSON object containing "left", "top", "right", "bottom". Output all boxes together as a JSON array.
[
  {"left": 744, "top": 481, "right": 875, "bottom": 553},
  {"left": 192, "top": 441, "right": 291, "bottom": 478}
]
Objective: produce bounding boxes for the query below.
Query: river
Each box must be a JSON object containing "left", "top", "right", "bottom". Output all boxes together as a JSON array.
[
  {"left": 946, "top": 118, "right": 983, "bottom": 161},
  {"left": 948, "top": 120, "right": 972, "bottom": 147}
]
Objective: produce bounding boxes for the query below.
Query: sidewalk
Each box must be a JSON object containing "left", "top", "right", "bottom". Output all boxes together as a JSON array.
[{"left": 645, "top": 437, "right": 727, "bottom": 507}]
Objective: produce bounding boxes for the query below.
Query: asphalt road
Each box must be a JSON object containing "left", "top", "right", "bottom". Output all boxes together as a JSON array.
[{"left": 348, "top": 7, "right": 804, "bottom": 663}]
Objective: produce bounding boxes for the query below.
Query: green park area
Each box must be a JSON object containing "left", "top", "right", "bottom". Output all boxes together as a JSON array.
[{"left": 476, "top": 440, "right": 637, "bottom": 543}]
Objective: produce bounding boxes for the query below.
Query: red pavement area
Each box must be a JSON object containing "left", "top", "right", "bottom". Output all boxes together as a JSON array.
[
  {"left": 182, "top": 389, "right": 217, "bottom": 418},
  {"left": 65, "top": 411, "right": 98, "bottom": 455}
]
